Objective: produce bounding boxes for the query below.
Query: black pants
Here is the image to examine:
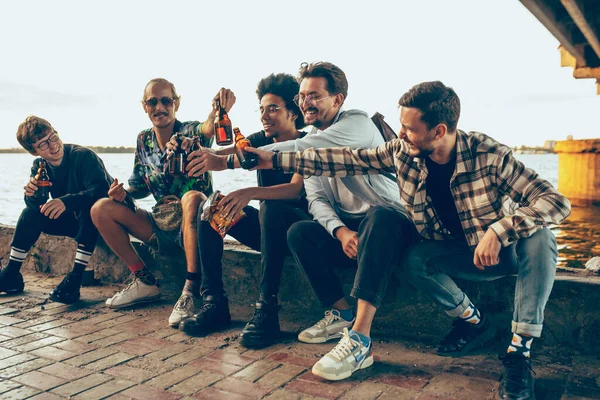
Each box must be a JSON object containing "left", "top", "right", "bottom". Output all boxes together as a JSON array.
[
  {"left": 287, "top": 206, "right": 416, "bottom": 308},
  {"left": 197, "top": 200, "right": 310, "bottom": 297},
  {"left": 11, "top": 205, "right": 99, "bottom": 254}
]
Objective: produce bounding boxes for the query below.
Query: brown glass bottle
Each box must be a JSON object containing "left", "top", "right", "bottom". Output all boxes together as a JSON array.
[
  {"left": 234, "top": 127, "right": 259, "bottom": 170},
  {"left": 168, "top": 132, "right": 186, "bottom": 175},
  {"left": 34, "top": 160, "right": 51, "bottom": 201},
  {"left": 214, "top": 100, "right": 233, "bottom": 146},
  {"left": 188, "top": 135, "right": 206, "bottom": 182}
]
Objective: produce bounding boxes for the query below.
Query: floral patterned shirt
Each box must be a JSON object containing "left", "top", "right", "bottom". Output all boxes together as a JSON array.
[{"left": 128, "top": 120, "right": 213, "bottom": 203}]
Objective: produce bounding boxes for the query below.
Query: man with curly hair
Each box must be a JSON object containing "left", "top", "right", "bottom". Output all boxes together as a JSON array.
[{"left": 0, "top": 116, "right": 112, "bottom": 304}]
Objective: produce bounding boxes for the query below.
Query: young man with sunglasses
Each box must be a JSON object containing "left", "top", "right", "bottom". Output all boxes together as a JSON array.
[
  {"left": 91, "top": 78, "right": 234, "bottom": 309},
  {"left": 0, "top": 116, "right": 113, "bottom": 303},
  {"left": 186, "top": 62, "right": 404, "bottom": 350},
  {"left": 246, "top": 81, "right": 570, "bottom": 394}
]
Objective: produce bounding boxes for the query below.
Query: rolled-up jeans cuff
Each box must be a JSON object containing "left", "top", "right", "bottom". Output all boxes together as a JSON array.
[
  {"left": 351, "top": 287, "right": 383, "bottom": 309},
  {"left": 445, "top": 294, "right": 471, "bottom": 318},
  {"left": 512, "top": 321, "right": 543, "bottom": 338}
]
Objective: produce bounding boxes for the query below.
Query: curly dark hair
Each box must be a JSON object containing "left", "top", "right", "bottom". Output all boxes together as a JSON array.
[
  {"left": 398, "top": 81, "right": 461, "bottom": 132},
  {"left": 297, "top": 61, "right": 348, "bottom": 103},
  {"left": 256, "top": 73, "right": 305, "bottom": 129}
]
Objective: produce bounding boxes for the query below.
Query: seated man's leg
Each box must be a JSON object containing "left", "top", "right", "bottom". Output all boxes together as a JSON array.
[
  {"left": 49, "top": 207, "right": 99, "bottom": 304},
  {"left": 404, "top": 238, "right": 501, "bottom": 357},
  {"left": 179, "top": 204, "right": 260, "bottom": 334},
  {"left": 312, "top": 206, "right": 415, "bottom": 381},
  {"left": 241, "top": 200, "right": 311, "bottom": 348},
  {"left": 288, "top": 220, "right": 356, "bottom": 345},
  {"left": 169, "top": 191, "right": 206, "bottom": 328},
  {"left": 1, "top": 205, "right": 77, "bottom": 294},
  {"left": 499, "top": 227, "right": 557, "bottom": 400},
  {"left": 91, "top": 198, "right": 160, "bottom": 309}
]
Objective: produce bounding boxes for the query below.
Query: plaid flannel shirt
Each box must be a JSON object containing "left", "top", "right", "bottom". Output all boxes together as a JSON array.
[{"left": 277, "top": 130, "right": 571, "bottom": 250}]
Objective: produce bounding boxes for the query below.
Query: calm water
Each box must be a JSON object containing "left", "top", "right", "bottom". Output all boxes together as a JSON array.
[{"left": 1, "top": 153, "right": 597, "bottom": 269}]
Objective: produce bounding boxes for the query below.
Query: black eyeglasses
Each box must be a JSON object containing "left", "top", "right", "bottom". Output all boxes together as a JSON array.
[
  {"left": 37, "top": 132, "right": 60, "bottom": 151},
  {"left": 293, "top": 94, "right": 332, "bottom": 107},
  {"left": 144, "top": 97, "right": 176, "bottom": 107}
]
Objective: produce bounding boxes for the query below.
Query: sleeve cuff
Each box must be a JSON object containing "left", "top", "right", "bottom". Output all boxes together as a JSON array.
[{"left": 489, "top": 218, "right": 517, "bottom": 247}]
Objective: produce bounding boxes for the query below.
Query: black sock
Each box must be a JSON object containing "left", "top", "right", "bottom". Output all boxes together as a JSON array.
[
  {"left": 72, "top": 245, "right": 93, "bottom": 275},
  {"left": 5, "top": 246, "right": 28, "bottom": 273}
]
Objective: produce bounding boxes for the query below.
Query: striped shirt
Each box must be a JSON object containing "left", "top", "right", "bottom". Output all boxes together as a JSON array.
[{"left": 276, "top": 130, "right": 571, "bottom": 250}]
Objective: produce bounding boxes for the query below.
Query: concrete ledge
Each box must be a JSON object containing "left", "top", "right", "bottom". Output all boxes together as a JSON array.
[{"left": 1, "top": 224, "right": 599, "bottom": 352}]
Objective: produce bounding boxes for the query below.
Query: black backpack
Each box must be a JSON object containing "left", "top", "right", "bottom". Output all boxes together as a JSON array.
[{"left": 370, "top": 112, "right": 398, "bottom": 181}]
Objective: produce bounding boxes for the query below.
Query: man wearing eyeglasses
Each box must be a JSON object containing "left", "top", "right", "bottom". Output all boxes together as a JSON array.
[
  {"left": 186, "top": 62, "right": 405, "bottom": 350},
  {"left": 0, "top": 116, "right": 112, "bottom": 304},
  {"left": 91, "top": 78, "right": 234, "bottom": 309}
]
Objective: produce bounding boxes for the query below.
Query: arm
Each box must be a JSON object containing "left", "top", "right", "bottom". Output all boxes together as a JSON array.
[
  {"left": 488, "top": 152, "right": 571, "bottom": 246},
  {"left": 58, "top": 153, "right": 113, "bottom": 212},
  {"left": 305, "top": 176, "right": 346, "bottom": 237},
  {"left": 126, "top": 144, "right": 152, "bottom": 199}
]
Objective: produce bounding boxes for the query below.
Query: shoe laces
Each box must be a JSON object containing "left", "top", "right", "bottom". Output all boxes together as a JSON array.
[
  {"left": 174, "top": 294, "right": 192, "bottom": 311},
  {"left": 315, "top": 310, "right": 340, "bottom": 329},
  {"left": 329, "top": 328, "right": 360, "bottom": 361},
  {"left": 116, "top": 277, "right": 140, "bottom": 296}
]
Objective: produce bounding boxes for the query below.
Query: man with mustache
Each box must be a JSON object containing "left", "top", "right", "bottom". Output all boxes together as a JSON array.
[
  {"left": 185, "top": 62, "right": 405, "bottom": 350},
  {"left": 0, "top": 116, "right": 112, "bottom": 304},
  {"left": 91, "top": 78, "right": 234, "bottom": 309},
  {"left": 246, "top": 81, "right": 570, "bottom": 397}
]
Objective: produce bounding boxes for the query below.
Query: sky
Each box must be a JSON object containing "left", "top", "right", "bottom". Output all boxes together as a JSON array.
[{"left": 1, "top": 0, "right": 598, "bottom": 148}]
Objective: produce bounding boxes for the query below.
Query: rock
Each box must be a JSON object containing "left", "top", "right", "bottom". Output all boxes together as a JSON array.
[{"left": 585, "top": 257, "right": 600, "bottom": 274}]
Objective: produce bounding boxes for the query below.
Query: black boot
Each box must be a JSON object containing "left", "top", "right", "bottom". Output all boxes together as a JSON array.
[
  {"left": 240, "top": 296, "right": 280, "bottom": 348},
  {"left": 437, "top": 315, "right": 496, "bottom": 357},
  {"left": 179, "top": 294, "right": 231, "bottom": 335},
  {"left": 49, "top": 272, "right": 82, "bottom": 304},
  {"left": 498, "top": 353, "right": 535, "bottom": 399},
  {"left": 0, "top": 268, "right": 25, "bottom": 294}
]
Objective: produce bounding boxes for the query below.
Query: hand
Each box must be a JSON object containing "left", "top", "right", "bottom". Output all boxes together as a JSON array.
[
  {"left": 335, "top": 226, "right": 359, "bottom": 260},
  {"left": 219, "top": 188, "right": 255, "bottom": 220},
  {"left": 108, "top": 178, "right": 127, "bottom": 202},
  {"left": 186, "top": 150, "right": 226, "bottom": 176},
  {"left": 40, "top": 199, "right": 66, "bottom": 219},
  {"left": 244, "top": 147, "right": 274, "bottom": 170},
  {"left": 473, "top": 228, "right": 502, "bottom": 270},
  {"left": 212, "top": 88, "right": 236, "bottom": 112},
  {"left": 24, "top": 177, "right": 51, "bottom": 197},
  {"left": 166, "top": 136, "right": 193, "bottom": 159}
]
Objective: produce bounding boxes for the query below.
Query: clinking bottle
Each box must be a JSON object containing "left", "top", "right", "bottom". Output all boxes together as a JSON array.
[
  {"left": 168, "top": 132, "right": 186, "bottom": 175},
  {"left": 34, "top": 160, "right": 51, "bottom": 201},
  {"left": 214, "top": 100, "right": 233, "bottom": 146},
  {"left": 234, "top": 127, "right": 259, "bottom": 170}
]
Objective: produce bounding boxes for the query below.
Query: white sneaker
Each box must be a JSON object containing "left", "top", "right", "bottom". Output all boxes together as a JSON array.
[
  {"left": 311, "top": 328, "right": 374, "bottom": 381},
  {"left": 105, "top": 278, "right": 161, "bottom": 309},
  {"left": 298, "top": 309, "right": 354, "bottom": 344},
  {"left": 168, "top": 293, "right": 196, "bottom": 327}
]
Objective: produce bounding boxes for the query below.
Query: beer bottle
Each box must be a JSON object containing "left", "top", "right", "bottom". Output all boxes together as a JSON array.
[
  {"left": 168, "top": 133, "right": 186, "bottom": 175},
  {"left": 214, "top": 100, "right": 233, "bottom": 146},
  {"left": 234, "top": 127, "right": 259, "bottom": 170},
  {"left": 188, "top": 135, "right": 206, "bottom": 182},
  {"left": 34, "top": 160, "right": 51, "bottom": 201}
]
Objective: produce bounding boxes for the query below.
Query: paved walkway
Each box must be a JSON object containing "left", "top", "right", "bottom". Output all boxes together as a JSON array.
[{"left": 0, "top": 272, "right": 598, "bottom": 400}]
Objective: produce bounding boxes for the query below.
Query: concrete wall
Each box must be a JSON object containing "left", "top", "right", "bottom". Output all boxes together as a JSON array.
[
  {"left": 1, "top": 224, "right": 600, "bottom": 353},
  {"left": 555, "top": 139, "right": 600, "bottom": 206}
]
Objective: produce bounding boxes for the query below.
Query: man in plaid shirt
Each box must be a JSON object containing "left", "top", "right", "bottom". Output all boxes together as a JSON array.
[{"left": 248, "top": 81, "right": 571, "bottom": 398}]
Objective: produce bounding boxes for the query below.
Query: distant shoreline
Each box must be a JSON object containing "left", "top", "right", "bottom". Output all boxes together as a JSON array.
[{"left": 0, "top": 146, "right": 135, "bottom": 154}]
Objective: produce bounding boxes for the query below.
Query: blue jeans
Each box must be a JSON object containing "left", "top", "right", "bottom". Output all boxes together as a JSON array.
[{"left": 403, "top": 227, "right": 557, "bottom": 337}]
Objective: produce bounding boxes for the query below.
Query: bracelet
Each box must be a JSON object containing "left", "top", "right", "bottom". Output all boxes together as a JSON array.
[
  {"left": 271, "top": 150, "right": 280, "bottom": 170},
  {"left": 226, "top": 154, "right": 235, "bottom": 169}
]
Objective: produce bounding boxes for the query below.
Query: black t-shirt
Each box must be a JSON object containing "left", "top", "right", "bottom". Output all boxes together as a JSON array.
[
  {"left": 247, "top": 131, "right": 307, "bottom": 209},
  {"left": 425, "top": 157, "right": 464, "bottom": 239}
]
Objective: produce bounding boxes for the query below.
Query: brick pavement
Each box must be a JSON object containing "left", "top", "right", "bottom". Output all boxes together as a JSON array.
[{"left": 0, "top": 272, "right": 598, "bottom": 399}]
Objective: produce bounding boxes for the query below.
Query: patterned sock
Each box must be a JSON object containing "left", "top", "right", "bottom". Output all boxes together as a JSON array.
[
  {"left": 72, "top": 245, "right": 93, "bottom": 275},
  {"left": 459, "top": 302, "right": 482, "bottom": 325},
  {"left": 134, "top": 267, "right": 157, "bottom": 286},
  {"left": 349, "top": 329, "right": 371, "bottom": 348},
  {"left": 507, "top": 333, "right": 534, "bottom": 358},
  {"left": 5, "top": 247, "right": 28, "bottom": 273},
  {"left": 182, "top": 272, "right": 201, "bottom": 297},
  {"left": 337, "top": 308, "right": 354, "bottom": 322}
]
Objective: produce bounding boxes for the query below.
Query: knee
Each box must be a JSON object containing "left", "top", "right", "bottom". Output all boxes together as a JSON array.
[
  {"left": 286, "top": 220, "right": 314, "bottom": 252},
  {"left": 259, "top": 200, "right": 284, "bottom": 221},
  {"left": 519, "top": 227, "right": 558, "bottom": 268},
  {"left": 402, "top": 244, "right": 431, "bottom": 283},
  {"left": 181, "top": 191, "right": 206, "bottom": 215},
  {"left": 90, "top": 198, "right": 114, "bottom": 225}
]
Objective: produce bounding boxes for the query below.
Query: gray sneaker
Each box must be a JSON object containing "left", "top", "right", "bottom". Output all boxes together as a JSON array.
[
  {"left": 311, "top": 328, "right": 374, "bottom": 381},
  {"left": 298, "top": 309, "right": 354, "bottom": 344},
  {"left": 168, "top": 294, "right": 196, "bottom": 328}
]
